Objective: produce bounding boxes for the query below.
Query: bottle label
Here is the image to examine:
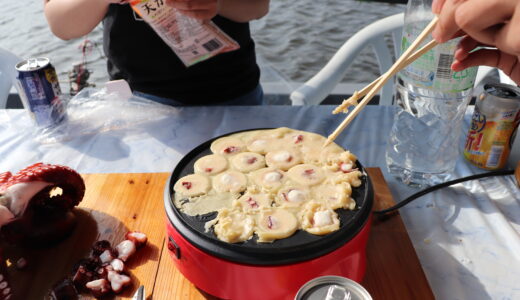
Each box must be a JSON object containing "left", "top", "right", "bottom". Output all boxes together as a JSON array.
[{"left": 400, "top": 25, "right": 478, "bottom": 93}]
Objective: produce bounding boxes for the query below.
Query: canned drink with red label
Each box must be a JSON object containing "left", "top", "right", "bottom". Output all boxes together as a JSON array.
[
  {"left": 15, "top": 57, "right": 65, "bottom": 128},
  {"left": 463, "top": 83, "right": 520, "bottom": 170}
]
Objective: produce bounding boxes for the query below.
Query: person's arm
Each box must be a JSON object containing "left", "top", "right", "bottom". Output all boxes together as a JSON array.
[
  {"left": 43, "top": 0, "right": 114, "bottom": 40},
  {"left": 218, "top": 0, "right": 269, "bottom": 23},
  {"left": 167, "top": 0, "right": 269, "bottom": 22}
]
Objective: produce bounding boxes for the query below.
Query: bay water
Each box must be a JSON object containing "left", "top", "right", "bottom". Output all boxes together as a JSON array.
[{"left": 1, "top": 1, "right": 403, "bottom": 96}]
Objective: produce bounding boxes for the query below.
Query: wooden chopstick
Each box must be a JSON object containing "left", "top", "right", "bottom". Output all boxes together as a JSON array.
[
  {"left": 324, "top": 16, "right": 439, "bottom": 147},
  {"left": 333, "top": 39, "right": 439, "bottom": 115}
]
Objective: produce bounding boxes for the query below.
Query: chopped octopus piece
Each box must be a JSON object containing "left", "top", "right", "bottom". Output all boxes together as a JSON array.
[
  {"left": 265, "top": 150, "right": 301, "bottom": 171},
  {"left": 107, "top": 271, "right": 131, "bottom": 294},
  {"left": 85, "top": 279, "right": 111, "bottom": 298},
  {"left": 99, "top": 249, "right": 116, "bottom": 264},
  {"left": 264, "top": 171, "right": 282, "bottom": 182},
  {"left": 246, "top": 197, "right": 259, "bottom": 208},
  {"left": 283, "top": 189, "right": 306, "bottom": 203},
  {"left": 223, "top": 146, "right": 240, "bottom": 154},
  {"left": 303, "top": 169, "right": 315, "bottom": 176},
  {"left": 267, "top": 216, "right": 275, "bottom": 229},
  {"left": 181, "top": 182, "right": 192, "bottom": 190},
  {"left": 74, "top": 257, "right": 101, "bottom": 273},
  {"left": 273, "top": 152, "right": 292, "bottom": 162},
  {"left": 96, "top": 266, "right": 109, "bottom": 280},
  {"left": 104, "top": 264, "right": 114, "bottom": 272},
  {"left": 116, "top": 240, "right": 136, "bottom": 262},
  {"left": 72, "top": 265, "right": 95, "bottom": 292},
  {"left": 125, "top": 231, "right": 148, "bottom": 249},
  {"left": 294, "top": 134, "right": 304, "bottom": 143},
  {"left": 91, "top": 240, "right": 112, "bottom": 256},
  {"left": 314, "top": 210, "right": 333, "bottom": 227},
  {"left": 16, "top": 257, "right": 27, "bottom": 270},
  {"left": 339, "top": 162, "right": 357, "bottom": 173},
  {"left": 282, "top": 193, "right": 288, "bottom": 202},
  {"left": 110, "top": 259, "right": 125, "bottom": 272}
]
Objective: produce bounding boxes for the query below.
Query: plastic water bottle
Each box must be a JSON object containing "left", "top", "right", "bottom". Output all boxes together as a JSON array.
[{"left": 385, "top": 0, "right": 478, "bottom": 187}]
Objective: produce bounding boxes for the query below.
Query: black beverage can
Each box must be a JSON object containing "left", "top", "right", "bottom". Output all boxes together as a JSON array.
[{"left": 15, "top": 57, "right": 65, "bottom": 128}]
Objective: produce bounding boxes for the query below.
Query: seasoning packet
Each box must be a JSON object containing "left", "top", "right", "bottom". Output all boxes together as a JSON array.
[{"left": 129, "top": 0, "right": 240, "bottom": 67}]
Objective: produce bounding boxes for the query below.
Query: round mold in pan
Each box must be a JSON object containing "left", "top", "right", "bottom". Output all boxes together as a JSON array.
[{"left": 166, "top": 129, "right": 374, "bottom": 266}]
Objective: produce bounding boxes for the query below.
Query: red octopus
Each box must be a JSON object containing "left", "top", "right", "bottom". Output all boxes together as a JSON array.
[{"left": 0, "top": 163, "right": 85, "bottom": 246}]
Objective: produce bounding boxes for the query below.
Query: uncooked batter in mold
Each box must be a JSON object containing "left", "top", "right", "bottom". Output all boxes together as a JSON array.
[{"left": 174, "top": 128, "right": 363, "bottom": 243}]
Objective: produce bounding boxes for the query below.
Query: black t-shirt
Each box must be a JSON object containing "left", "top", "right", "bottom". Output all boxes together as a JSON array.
[{"left": 103, "top": 5, "right": 260, "bottom": 105}]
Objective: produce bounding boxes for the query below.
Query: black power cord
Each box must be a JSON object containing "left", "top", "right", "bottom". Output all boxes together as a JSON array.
[{"left": 374, "top": 169, "right": 516, "bottom": 215}]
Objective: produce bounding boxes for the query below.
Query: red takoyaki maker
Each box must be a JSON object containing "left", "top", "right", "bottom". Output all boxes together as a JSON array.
[{"left": 164, "top": 130, "right": 374, "bottom": 300}]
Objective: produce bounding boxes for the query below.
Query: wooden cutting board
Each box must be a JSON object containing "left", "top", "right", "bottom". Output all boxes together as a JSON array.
[{"left": 0, "top": 169, "right": 433, "bottom": 299}]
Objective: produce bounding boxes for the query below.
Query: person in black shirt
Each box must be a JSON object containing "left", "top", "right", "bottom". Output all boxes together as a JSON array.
[{"left": 44, "top": 0, "right": 270, "bottom": 105}]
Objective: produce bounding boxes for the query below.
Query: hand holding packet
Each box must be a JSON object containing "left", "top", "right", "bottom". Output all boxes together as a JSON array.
[{"left": 129, "top": 0, "right": 240, "bottom": 67}]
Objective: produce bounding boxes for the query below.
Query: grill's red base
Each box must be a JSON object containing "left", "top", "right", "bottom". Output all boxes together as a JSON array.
[{"left": 166, "top": 216, "right": 372, "bottom": 300}]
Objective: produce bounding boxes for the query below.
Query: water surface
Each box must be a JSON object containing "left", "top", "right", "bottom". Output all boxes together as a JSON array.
[{"left": 1, "top": 1, "right": 403, "bottom": 94}]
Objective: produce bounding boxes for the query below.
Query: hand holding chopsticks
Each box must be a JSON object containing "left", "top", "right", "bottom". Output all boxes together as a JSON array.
[{"left": 324, "top": 16, "right": 440, "bottom": 147}]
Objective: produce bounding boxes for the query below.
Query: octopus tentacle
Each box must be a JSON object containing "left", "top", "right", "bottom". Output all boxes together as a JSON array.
[
  {"left": 0, "top": 163, "right": 85, "bottom": 246},
  {"left": 2, "top": 163, "right": 85, "bottom": 210},
  {"left": 0, "top": 172, "right": 12, "bottom": 187}
]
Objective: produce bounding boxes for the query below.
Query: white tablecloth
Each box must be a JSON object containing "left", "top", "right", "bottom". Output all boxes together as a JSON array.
[{"left": 1, "top": 104, "right": 519, "bottom": 300}]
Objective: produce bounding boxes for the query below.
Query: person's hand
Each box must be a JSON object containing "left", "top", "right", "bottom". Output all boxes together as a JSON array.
[
  {"left": 166, "top": 0, "right": 218, "bottom": 20},
  {"left": 452, "top": 36, "right": 520, "bottom": 84},
  {"left": 431, "top": 0, "right": 520, "bottom": 85}
]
